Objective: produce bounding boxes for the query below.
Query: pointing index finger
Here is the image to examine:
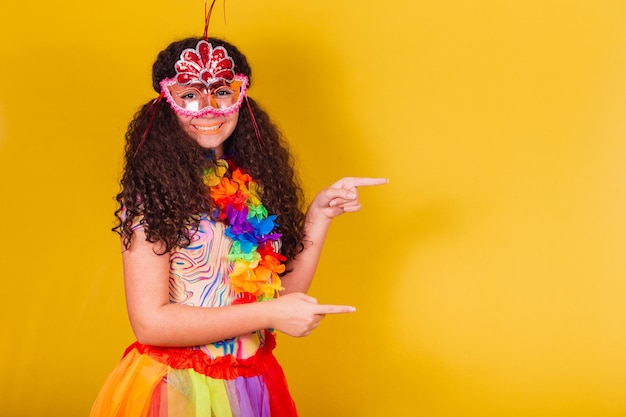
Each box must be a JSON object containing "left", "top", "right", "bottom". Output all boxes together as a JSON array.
[
  {"left": 339, "top": 177, "right": 389, "bottom": 188},
  {"left": 315, "top": 304, "right": 357, "bottom": 315}
]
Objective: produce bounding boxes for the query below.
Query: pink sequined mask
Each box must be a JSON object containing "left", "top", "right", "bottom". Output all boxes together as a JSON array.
[{"left": 161, "top": 40, "right": 249, "bottom": 118}]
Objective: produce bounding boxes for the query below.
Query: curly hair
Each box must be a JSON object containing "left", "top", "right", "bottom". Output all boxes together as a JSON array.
[{"left": 113, "top": 37, "right": 305, "bottom": 261}]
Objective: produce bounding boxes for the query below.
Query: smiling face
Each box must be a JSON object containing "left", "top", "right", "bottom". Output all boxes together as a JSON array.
[
  {"left": 166, "top": 80, "right": 242, "bottom": 155},
  {"left": 175, "top": 110, "right": 239, "bottom": 156},
  {"left": 158, "top": 40, "right": 250, "bottom": 155}
]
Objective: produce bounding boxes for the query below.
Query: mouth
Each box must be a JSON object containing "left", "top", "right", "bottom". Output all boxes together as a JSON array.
[{"left": 192, "top": 122, "right": 224, "bottom": 135}]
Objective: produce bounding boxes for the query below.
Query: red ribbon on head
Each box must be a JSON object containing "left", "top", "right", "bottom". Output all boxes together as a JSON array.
[
  {"left": 133, "top": 93, "right": 164, "bottom": 158},
  {"left": 245, "top": 96, "right": 265, "bottom": 148},
  {"left": 203, "top": 0, "right": 217, "bottom": 40}
]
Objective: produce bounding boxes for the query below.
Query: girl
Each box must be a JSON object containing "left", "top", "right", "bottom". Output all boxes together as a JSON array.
[{"left": 90, "top": 36, "right": 386, "bottom": 417}]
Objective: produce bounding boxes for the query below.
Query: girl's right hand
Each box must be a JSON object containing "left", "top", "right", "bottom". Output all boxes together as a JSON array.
[{"left": 267, "top": 292, "right": 356, "bottom": 337}]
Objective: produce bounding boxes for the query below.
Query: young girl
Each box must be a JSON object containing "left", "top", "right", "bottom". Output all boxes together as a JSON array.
[{"left": 90, "top": 36, "right": 386, "bottom": 417}]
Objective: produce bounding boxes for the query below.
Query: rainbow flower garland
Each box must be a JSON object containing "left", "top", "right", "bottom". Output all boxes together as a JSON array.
[{"left": 203, "top": 159, "right": 286, "bottom": 303}]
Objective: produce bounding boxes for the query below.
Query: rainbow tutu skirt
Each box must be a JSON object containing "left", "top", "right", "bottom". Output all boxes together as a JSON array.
[{"left": 90, "top": 332, "right": 297, "bottom": 417}]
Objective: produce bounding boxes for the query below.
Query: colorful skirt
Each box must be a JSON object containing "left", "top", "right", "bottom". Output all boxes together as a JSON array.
[{"left": 90, "top": 332, "right": 297, "bottom": 417}]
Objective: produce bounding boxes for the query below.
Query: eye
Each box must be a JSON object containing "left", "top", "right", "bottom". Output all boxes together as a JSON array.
[
  {"left": 178, "top": 91, "right": 198, "bottom": 100},
  {"left": 174, "top": 86, "right": 205, "bottom": 101},
  {"left": 213, "top": 86, "right": 235, "bottom": 98}
]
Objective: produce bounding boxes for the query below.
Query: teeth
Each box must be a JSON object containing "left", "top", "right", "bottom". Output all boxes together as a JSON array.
[{"left": 195, "top": 124, "right": 220, "bottom": 131}]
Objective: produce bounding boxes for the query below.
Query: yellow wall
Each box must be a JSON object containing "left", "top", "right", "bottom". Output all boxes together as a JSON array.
[{"left": 2, "top": 1, "right": 626, "bottom": 416}]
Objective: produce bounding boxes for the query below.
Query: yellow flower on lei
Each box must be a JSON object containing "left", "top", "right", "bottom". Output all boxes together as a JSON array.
[
  {"left": 246, "top": 182, "right": 262, "bottom": 208},
  {"left": 230, "top": 259, "right": 284, "bottom": 299},
  {"left": 202, "top": 160, "right": 228, "bottom": 187}
]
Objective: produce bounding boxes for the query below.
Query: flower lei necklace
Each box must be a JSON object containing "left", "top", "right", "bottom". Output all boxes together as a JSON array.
[{"left": 203, "top": 158, "right": 286, "bottom": 303}]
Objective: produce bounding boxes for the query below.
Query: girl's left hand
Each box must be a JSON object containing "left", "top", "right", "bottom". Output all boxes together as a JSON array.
[{"left": 308, "top": 177, "right": 388, "bottom": 221}]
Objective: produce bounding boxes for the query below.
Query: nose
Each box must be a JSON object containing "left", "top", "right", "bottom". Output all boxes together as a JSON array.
[{"left": 197, "top": 93, "right": 214, "bottom": 110}]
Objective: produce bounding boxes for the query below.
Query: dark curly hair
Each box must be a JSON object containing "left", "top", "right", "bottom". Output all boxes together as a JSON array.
[{"left": 113, "top": 37, "right": 305, "bottom": 261}]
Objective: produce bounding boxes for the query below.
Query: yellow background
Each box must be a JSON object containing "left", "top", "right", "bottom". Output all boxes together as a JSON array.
[{"left": 2, "top": 1, "right": 626, "bottom": 416}]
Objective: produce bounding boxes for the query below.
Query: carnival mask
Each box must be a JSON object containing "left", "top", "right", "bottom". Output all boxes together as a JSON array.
[{"left": 161, "top": 40, "right": 249, "bottom": 118}]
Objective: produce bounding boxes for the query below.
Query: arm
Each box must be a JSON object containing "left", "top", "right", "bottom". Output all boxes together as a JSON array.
[
  {"left": 280, "top": 177, "right": 388, "bottom": 295},
  {"left": 123, "top": 228, "right": 356, "bottom": 346}
]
